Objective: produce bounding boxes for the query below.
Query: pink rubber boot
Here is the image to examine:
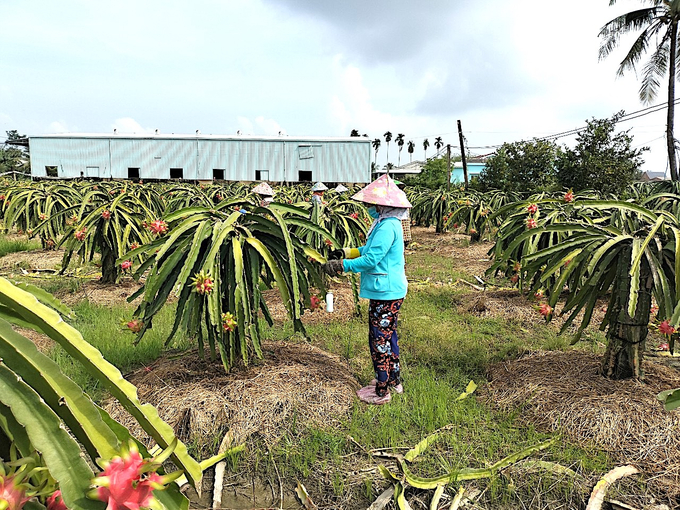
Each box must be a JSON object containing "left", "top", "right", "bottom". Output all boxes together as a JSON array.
[
  {"left": 356, "top": 385, "right": 391, "bottom": 405},
  {"left": 369, "top": 379, "right": 404, "bottom": 394}
]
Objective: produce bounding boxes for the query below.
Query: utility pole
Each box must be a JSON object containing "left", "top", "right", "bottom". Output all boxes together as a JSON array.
[
  {"left": 457, "top": 119, "right": 468, "bottom": 186},
  {"left": 446, "top": 144, "right": 451, "bottom": 191}
]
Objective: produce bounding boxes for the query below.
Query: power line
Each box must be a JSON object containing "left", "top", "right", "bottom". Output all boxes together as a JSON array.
[{"left": 463, "top": 98, "right": 680, "bottom": 150}]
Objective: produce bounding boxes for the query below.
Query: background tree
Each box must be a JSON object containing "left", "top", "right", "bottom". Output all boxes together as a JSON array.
[
  {"left": 1, "top": 130, "right": 29, "bottom": 175},
  {"left": 434, "top": 137, "right": 443, "bottom": 153},
  {"left": 384, "top": 131, "right": 393, "bottom": 164},
  {"left": 599, "top": 0, "right": 680, "bottom": 181},
  {"left": 396, "top": 133, "right": 405, "bottom": 166},
  {"left": 372, "top": 138, "right": 381, "bottom": 164},
  {"left": 476, "top": 139, "right": 561, "bottom": 193},
  {"left": 0, "top": 145, "right": 25, "bottom": 174},
  {"left": 407, "top": 140, "right": 415, "bottom": 162},
  {"left": 350, "top": 129, "right": 360, "bottom": 137},
  {"left": 406, "top": 156, "right": 451, "bottom": 188},
  {"left": 423, "top": 138, "right": 430, "bottom": 160},
  {"left": 556, "top": 113, "right": 646, "bottom": 196}
]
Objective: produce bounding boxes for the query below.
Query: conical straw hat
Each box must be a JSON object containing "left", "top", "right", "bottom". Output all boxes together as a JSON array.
[
  {"left": 334, "top": 184, "right": 348, "bottom": 192},
  {"left": 251, "top": 182, "right": 274, "bottom": 196},
  {"left": 311, "top": 182, "right": 328, "bottom": 192},
  {"left": 350, "top": 174, "right": 411, "bottom": 208}
]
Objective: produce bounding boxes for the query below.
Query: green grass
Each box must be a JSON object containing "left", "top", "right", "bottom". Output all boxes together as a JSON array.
[
  {"left": 47, "top": 300, "right": 191, "bottom": 399},
  {"left": 405, "top": 249, "right": 470, "bottom": 283},
  {"left": 12, "top": 275, "right": 84, "bottom": 296},
  {"left": 0, "top": 236, "right": 41, "bottom": 257},
  {"left": 254, "top": 280, "right": 611, "bottom": 507}
]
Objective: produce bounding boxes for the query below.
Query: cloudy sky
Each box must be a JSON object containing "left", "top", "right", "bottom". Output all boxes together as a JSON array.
[{"left": 0, "top": 0, "right": 673, "bottom": 174}]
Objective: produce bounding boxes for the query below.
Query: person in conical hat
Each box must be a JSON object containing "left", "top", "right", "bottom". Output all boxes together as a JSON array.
[
  {"left": 322, "top": 173, "right": 411, "bottom": 405},
  {"left": 333, "top": 184, "right": 348, "bottom": 193},
  {"left": 252, "top": 182, "right": 274, "bottom": 196},
  {"left": 311, "top": 182, "right": 328, "bottom": 204},
  {"left": 251, "top": 182, "right": 274, "bottom": 207}
]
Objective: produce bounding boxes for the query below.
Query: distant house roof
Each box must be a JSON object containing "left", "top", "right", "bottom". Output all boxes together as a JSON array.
[
  {"left": 375, "top": 160, "right": 425, "bottom": 175},
  {"left": 640, "top": 171, "right": 667, "bottom": 182},
  {"left": 453, "top": 161, "right": 486, "bottom": 170}
]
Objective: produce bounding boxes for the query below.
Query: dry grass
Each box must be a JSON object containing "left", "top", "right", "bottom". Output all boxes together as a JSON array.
[
  {"left": 0, "top": 248, "right": 64, "bottom": 272},
  {"left": 103, "top": 341, "right": 360, "bottom": 455},
  {"left": 459, "top": 288, "right": 609, "bottom": 334},
  {"left": 482, "top": 350, "right": 680, "bottom": 499},
  {"left": 410, "top": 226, "right": 494, "bottom": 276},
  {"left": 13, "top": 325, "right": 54, "bottom": 353},
  {"left": 55, "top": 278, "right": 144, "bottom": 307}
]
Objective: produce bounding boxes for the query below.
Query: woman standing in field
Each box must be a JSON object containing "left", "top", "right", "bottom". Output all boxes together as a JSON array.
[{"left": 323, "top": 174, "right": 411, "bottom": 405}]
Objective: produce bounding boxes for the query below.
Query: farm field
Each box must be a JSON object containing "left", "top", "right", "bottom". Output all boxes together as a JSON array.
[{"left": 2, "top": 218, "right": 679, "bottom": 510}]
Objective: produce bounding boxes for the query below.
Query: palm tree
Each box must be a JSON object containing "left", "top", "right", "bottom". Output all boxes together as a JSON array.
[
  {"left": 434, "top": 137, "right": 443, "bottom": 154},
  {"left": 599, "top": 1, "right": 680, "bottom": 181},
  {"left": 384, "top": 131, "right": 393, "bottom": 164},
  {"left": 396, "top": 133, "right": 405, "bottom": 166},
  {"left": 350, "top": 129, "right": 360, "bottom": 137},
  {"left": 423, "top": 138, "right": 430, "bottom": 160},
  {"left": 372, "top": 138, "right": 381, "bottom": 164},
  {"left": 407, "top": 140, "right": 415, "bottom": 162}
]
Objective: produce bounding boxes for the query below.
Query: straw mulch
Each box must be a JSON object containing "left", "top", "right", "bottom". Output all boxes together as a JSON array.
[
  {"left": 0, "top": 248, "right": 64, "bottom": 272},
  {"left": 13, "top": 325, "right": 54, "bottom": 353},
  {"left": 55, "top": 278, "right": 145, "bottom": 307},
  {"left": 261, "top": 283, "right": 362, "bottom": 327},
  {"left": 482, "top": 350, "right": 680, "bottom": 499},
  {"left": 103, "top": 341, "right": 360, "bottom": 454},
  {"left": 459, "top": 289, "right": 618, "bottom": 341}
]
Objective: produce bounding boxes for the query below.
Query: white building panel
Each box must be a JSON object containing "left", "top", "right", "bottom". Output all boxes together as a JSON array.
[
  {"left": 28, "top": 134, "right": 372, "bottom": 183},
  {"left": 30, "top": 137, "right": 110, "bottom": 178}
]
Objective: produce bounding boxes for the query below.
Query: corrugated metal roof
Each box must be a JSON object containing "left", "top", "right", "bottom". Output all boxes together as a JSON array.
[{"left": 29, "top": 133, "right": 370, "bottom": 143}]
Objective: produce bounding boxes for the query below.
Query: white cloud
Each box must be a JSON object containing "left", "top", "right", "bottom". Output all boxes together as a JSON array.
[
  {"left": 328, "top": 58, "right": 394, "bottom": 137},
  {"left": 236, "top": 116, "right": 286, "bottom": 136},
  {"left": 254, "top": 116, "right": 286, "bottom": 136},
  {"left": 110, "top": 118, "right": 154, "bottom": 134},
  {"left": 47, "top": 121, "right": 77, "bottom": 133},
  {"left": 236, "top": 117, "right": 254, "bottom": 135}
]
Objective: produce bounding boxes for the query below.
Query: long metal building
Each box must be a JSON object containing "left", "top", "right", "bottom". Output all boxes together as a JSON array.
[{"left": 28, "top": 133, "right": 372, "bottom": 183}]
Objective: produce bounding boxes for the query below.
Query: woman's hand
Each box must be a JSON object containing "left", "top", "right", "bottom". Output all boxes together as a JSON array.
[
  {"left": 322, "top": 259, "right": 344, "bottom": 276},
  {"left": 329, "top": 249, "right": 344, "bottom": 260}
]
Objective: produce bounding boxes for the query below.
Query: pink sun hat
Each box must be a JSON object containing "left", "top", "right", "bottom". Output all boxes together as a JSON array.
[{"left": 351, "top": 174, "right": 412, "bottom": 208}]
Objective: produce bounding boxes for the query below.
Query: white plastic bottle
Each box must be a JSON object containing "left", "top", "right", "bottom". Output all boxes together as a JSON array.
[{"left": 326, "top": 292, "right": 334, "bottom": 313}]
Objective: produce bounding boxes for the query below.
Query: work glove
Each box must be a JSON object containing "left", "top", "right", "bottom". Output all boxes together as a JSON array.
[
  {"left": 329, "top": 249, "right": 344, "bottom": 260},
  {"left": 322, "top": 259, "right": 344, "bottom": 276}
]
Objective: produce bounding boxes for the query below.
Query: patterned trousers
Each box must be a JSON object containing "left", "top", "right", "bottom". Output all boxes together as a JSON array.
[{"left": 368, "top": 298, "right": 404, "bottom": 397}]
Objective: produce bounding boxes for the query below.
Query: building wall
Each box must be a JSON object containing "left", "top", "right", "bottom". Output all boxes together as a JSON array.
[
  {"left": 451, "top": 162, "right": 486, "bottom": 183},
  {"left": 29, "top": 135, "right": 372, "bottom": 183}
]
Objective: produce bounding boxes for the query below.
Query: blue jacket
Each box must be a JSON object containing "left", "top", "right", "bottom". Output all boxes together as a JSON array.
[{"left": 342, "top": 217, "right": 407, "bottom": 300}]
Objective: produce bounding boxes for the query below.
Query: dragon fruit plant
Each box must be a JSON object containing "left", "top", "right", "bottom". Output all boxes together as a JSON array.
[
  {"left": 125, "top": 201, "right": 327, "bottom": 371},
  {"left": 488, "top": 194, "right": 680, "bottom": 380},
  {"left": 0, "top": 278, "right": 216, "bottom": 510}
]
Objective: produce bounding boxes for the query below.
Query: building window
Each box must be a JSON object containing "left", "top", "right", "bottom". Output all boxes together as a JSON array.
[
  {"left": 255, "top": 170, "right": 269, "bottom": 181},
  {"left": 45, "top": 166, "right": 58, "bottom": 178},
  {"left": 213, "top": 169, "right": 225, "bottom": 180},
  {"left": 298, "top": 170, "right": 312, "bottom": 182},
  {"left": 170, "top": 168, "right": 183, "bottom": 179},
  {"left": 299, "top": 146, "right": 314, "bottom": 159},
  {"left": 128, "top": 168, "right": 140, "bottom": 179}
]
